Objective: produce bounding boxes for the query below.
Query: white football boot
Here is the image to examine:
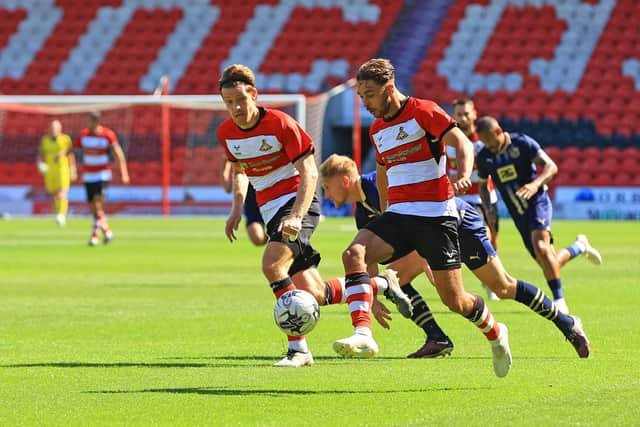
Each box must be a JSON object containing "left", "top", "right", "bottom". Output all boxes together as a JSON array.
[
  {"left": 482, "top": 284, "right": 500, "bottom": 301},
  {"left": 333, "top": 334, "right": 379, "bottom": 358},
  {"left": 55, "top": 214, "right": 66, "bottom": 227},
  {"left": 490, "top": 323, "right": 512, "bottom": 378},
  {"left": 273, "top": 349, "right": 314, "bottom": 367},
  {"left": 576, "top": 234, "right": 602, "bottom": 265},
  {"left": 379, "top": 269, "right": 413, "bottom": 318},
  {"left": 88, "top": 236, "right": 99, "bottom": 246}
]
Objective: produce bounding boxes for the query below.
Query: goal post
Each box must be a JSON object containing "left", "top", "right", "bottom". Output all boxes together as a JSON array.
[{"left": 0, "top": 93, "right": 306, "bottom": 216}]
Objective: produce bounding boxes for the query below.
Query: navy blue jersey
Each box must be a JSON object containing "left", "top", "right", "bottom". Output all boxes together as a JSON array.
[
  {"left": 355, "top": 171, "right": 382, "bottom": 229},
  {"left": 476, "top": 132, "right": 547, "bottom": 218}
]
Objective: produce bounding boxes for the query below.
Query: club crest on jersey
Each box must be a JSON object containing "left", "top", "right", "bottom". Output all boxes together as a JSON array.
[
  {"left": 232, "top": 145, "right": 241, "bottom": 155},
  {"left": 508, "top": 146, "right": 520, "bottom": 159},
  {"left": 396, "top": 127, "right": 409, "bottom": 141},
  {"left": 259, "top": 139, "right": 273, "bottom": 152}
]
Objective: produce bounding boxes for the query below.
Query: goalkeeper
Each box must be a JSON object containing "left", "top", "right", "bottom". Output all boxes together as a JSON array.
[{"left": 37, "top": 120, "right": 76, "bottom": 226}]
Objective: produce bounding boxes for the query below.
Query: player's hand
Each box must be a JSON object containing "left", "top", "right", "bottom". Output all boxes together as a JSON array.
[
  {"left": 70, "top": 166, "right": 77, "bottom": 181},
  {"left": 37, "top": 161, "right": 48, "bottom": 175},
  {"left": 278, "top": 214, "right": 302, "bottom": 242},
  {"left": 225, "top": 211, "right": 242, "bottom": 242},
  {"left": 516, "top": 182, "right": 539, "bottom": 200},
  {"left": 452, "top": 176, "right": 472, "bottom": 195},
  {"left": 372, "top": 298, "right": 392, "bottom": 329},
  {"left": 121, "top": 172, "right": 130, "bottom": 185}
]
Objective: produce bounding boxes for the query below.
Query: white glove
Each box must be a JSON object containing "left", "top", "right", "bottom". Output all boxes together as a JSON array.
[{"left": 37, "top": 161, "right": 48, "bottom": 174}]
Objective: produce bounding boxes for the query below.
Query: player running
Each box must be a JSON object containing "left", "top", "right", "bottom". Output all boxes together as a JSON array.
[
  {"left": 448, "top": 98, "right": 500, "bottom": 300},
  {"left": 320, "top": 154, "right": 590, "bottom": 359},
  {"left": 217, "top": 64, "right": 409, "bottom": 368},
  {"left": 476, "top": 116, "right": 602, "bottom": 314},
  {"left": 70, "top": 111, "right": 129, "bottom": 245},
  {"left": 333, "top": 58, "right": 511, "bottom": 377}
]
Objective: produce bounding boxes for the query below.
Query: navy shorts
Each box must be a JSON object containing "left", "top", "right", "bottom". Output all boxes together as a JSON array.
[
  {"left": 266, "top": 196, "right": 322, "bottom": 276},
  {"left": 513, "top": 194, "right": 554, "bottom": 259},
  {"left": 459, "top": 227, "right": 497, "bottom": 270},
  {"left": 243, "top": 184, "right": 264, "bottom": 226},
  {"left": 470, "top": 201, "right": 500, "bottom": 233},
  {"left": 84, "top": 181, "right": 108, "bottom": 202},
  {"left": 364, "top": 212, "right": 461, "bottom": 270}
]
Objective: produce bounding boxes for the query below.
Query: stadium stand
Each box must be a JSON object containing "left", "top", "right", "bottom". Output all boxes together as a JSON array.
[{"left": 0, "top": 0, "right": 638, "bottom": 190}]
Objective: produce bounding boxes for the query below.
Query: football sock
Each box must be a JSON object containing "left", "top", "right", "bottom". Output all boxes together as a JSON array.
[
  {"left": 401, "top": 283, "right": 448, "bottom": 341},
  {"left": 53, "top": 198, "right": 61, "bottom": 215},
  {"left": 98, "top": 213, "right": 111, "bottom": 235},
  {"left": 324, "top": 278, "right": 346, "bottom": 305},
  {"left": 547, "top": 278, "right": 564, "bottom": 300},
  {"left": 287, "top": 335, "right": 308, "bottom": 353},
  {"left": 91, "top": 214, "right": 100, "bottom": 239},
  {"left": 466, "top": 295, "right": 500, "bottom": 341},
  {"left": 515, "top": 280, "right": 574, "bottom": 335},
  {"left": 270, "top": 277, "right": 296, "bottom": 299},
  {"left": 370, "top": 276, "right": 387, "bottom": 297},
  {"left": 565, "top": 242, "right": 585, "bottom": 260},
  {"left": 345, "top": 271, "right": 372, "bottom": 329},
  {"left": 59, "top": 198, "right": 68, "bottom": 217}
]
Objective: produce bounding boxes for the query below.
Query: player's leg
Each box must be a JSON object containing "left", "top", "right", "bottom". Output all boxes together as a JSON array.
[
  {"left": 334, "top": 213, "right": 407, "bottom": 358},
  {"left": 531, "top": 229, "right": 568, "bottom": 313},
  {"left": 473, "top": 202, "right": 499, "bottom": 300},
  {"left": 473, "top": 257, "right": 590, "bottom": 357},
  {"left": 267, "top": 198, "right": 320, "bottom": 367},
  {"left": 556, "top": 235, "right": 602, "bottom": 266},
  {"left": 246, "top": 221, "right": 267, "bottom": 246},
  {"left": 85, "top": 183, "right": 101, "bottom": 246},
  {"left": 243, "top": 186, "right": 267, "bottom": 246},
  {"left": 388, "top": 251, "right": 453, "bottom": 358},
  {"left": 55, "top": 189, "right": 69, "bottom": 226},
  {"left": 417, "top": 217, "right": 511, "bottom": 377}
]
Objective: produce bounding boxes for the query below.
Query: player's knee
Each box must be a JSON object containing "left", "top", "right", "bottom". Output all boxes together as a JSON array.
[{"left": 342, "top": 244, "right": 365, "bottom": 267}]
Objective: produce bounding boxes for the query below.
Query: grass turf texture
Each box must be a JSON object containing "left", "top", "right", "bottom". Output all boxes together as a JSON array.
[{"left": 0, "top": 217, "right": 638, "bottom": 426}]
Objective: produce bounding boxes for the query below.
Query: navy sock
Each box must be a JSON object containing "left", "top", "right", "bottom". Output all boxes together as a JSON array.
[
  {"left": 565, "top": 242, "right": 584, "bottom": 260},
  {"left": 516, "top": 280, "right": 574, "bottom": 335},
  {"left": 401, "top": 283, "right": 448, "bottom": 341},
  {"left": 547, "top": 278, "right": 563, "bottom": 300}
]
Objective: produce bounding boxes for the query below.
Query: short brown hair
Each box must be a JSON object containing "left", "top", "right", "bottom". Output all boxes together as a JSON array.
[
  {"left": 319, "top": 154, "right": 358, "bottom": 179},
  {"left": 475, "top": 116, "right": 499, "bottom": 134},
  {"left": 356, "top": 58, "right": 395, "bottom": 85},
  {"left": 452, "top": 97, "right": 474, "bottom": 109},
  {"left": 218, "top": 64, "right": 256, "bottom": 91}
]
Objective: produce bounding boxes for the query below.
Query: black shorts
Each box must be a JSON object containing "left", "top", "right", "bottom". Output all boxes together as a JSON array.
[
  {"left": 266, "top": 196, "right": 322, "bottom": 276},
  {"left": 84, "top": 181, "right": 108, "bottom": 202},
  {"left": 364, "top": 212, "right": 461, "bottom": 270}
]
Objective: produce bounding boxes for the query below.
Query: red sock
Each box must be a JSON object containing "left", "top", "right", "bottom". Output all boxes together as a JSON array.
[
  {"left": 345, "top": 271, "right": 372, "bottom": 329},
  {"left": 470, "top": 295, "right": 500, "bottom": 341},
  {"left": 270, "top": 277, "right": 296, "bottom": 299},
  {"left": 324, "top": 278, "right": 345, "bottom": 304}
]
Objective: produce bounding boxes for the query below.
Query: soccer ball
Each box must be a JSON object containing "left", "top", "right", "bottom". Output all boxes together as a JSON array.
[{"left": 274, "top": 289, "right": 320, "bottom": 336}]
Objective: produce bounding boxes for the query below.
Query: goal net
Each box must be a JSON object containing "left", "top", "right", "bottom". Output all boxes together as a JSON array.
[{"left": 0, "top": 94, "right": 307, "bottom": 216}]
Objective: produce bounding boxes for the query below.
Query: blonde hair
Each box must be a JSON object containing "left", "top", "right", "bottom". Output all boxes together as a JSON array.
[{"left": 319, "top": 154, "right": 359, "bottom": 179}]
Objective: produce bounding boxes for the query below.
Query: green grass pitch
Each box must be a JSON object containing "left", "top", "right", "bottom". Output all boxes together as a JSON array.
[{"left": 0, "top": 217, "right": 639, "bottom": 426}]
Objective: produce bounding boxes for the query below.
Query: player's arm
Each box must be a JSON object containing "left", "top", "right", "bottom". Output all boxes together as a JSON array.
[
  {"left": 225, "top": 162, "right": 249, "bottom": 242},
  {"left": 221, "top": 159, "right": 233, "bottom": 193},
  {"left": 443, "top": 127, "right": 474, "bottom": 194},
  {"left": 516, "top": 150, "right": 558, "bottom": 200},
  {"left": 375, "top": 162, "right": 388, "bottom": 212},
  {"left": 36, "top": 140, "right": 48, "bottom": 174},
  {"left": 110, "top": 143, "right": 130, "bottom": 184},
  {"left": 479, "top": 179, "right": 497, "bottom": 232},
  {"left": 279, "top": 152, "right": 317, "bottom": 241}
]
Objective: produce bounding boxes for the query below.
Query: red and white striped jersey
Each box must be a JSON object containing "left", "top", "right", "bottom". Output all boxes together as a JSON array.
[
  {"left": 74, "top": 126, "right": 118, "bottom": 183},
  {"left": 446, "top": 132, "right": 498, "bottom": 205},
  {"left": 218, "top": 108, "right": 313, "bottom": 224},
  {"left": 370, "top": 97, "right": 457, "bottom": 218}
]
